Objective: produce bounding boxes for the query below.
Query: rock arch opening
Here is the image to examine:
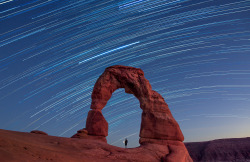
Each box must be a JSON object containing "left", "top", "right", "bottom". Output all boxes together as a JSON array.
[{"left": 102, "top": 88, "right": 142, "bottom": 148}]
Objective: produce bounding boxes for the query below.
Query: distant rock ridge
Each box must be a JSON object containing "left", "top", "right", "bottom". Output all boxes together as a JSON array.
[
  {"left": 72, "top": 65, "right": 192, "bottom": 162},
  {"left": 185, "top": 137, "right": 250, "bottom": 162}
]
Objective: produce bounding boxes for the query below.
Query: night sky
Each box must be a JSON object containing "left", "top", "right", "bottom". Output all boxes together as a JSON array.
[{"left": 1, "top": 0, "right": 250, "bottom": 148}]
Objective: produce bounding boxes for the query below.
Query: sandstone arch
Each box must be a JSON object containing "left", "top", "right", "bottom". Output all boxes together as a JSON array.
[{"left": 84, "top": 65, "right": 184, "bottom": 144}]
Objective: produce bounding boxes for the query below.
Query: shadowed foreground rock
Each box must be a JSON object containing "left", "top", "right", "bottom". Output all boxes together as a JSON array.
[
  {"left": 0, "top": 129, "right": 188, "bottom": 162},
  {"left": 185, "top": 137, "right": 250, "bottom": 162}
]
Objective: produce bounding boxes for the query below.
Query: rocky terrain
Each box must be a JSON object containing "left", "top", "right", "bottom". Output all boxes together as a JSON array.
[
  {"left": 1, "top": 129, "right": 250, "bottom": 162},
  {"left": 185, "top": 137, "right": 250, "bottom": 162},
  {"left": 0, "top": 129, "right": 190, "bottom": 162}
]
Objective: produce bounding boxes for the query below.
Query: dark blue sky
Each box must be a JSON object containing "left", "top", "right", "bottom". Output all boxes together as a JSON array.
[{"left": 0, "top": 0, "right": 250, "bottom": 148}]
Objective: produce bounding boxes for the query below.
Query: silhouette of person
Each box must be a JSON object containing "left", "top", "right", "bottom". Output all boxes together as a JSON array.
[{"left": 124, "top": 138, "right": 128, "bottom": 148}]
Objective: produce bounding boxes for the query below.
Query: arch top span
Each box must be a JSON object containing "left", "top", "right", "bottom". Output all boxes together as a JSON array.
[
  {"left": 82, "top": 65, "right": 184, "bottom": 144},
  {"left": 91, "top": 65, "right": 153, "bottom": 111}
]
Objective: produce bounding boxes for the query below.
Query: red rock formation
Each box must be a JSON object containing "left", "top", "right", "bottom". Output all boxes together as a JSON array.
[
  {"left": 71, "top": 128, "right": 88, "bottom": 138},
  {"left": 86, "top": 109, "right": 108, "bottom": 137},
  {"left": 71, "top": 128, "right": 107, "bottom": 143},
  {"left": 72, "top": 65, "right": 192, "bottom": 162},
  {"left": 162, "top": 143, "right": 193, "bottom": 162},
  {"left": 86, "top": 65, "right": 184, "bottom": 143}
]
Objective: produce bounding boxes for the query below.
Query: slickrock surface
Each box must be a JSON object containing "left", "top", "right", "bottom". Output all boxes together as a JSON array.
[
  {"left": 0, "top": 129, "right": 189, "bottom": 162},
  {"left": 185, "top": 137, "right": 250, "bottom": 162}
]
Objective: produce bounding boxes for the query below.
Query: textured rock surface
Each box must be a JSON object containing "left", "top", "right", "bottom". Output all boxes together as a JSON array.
[
  {"left": 86, "top": 109, "right": 108, "bottom": 137},
  {"left": 185, "top": 137, "right": 250, "bottom": 162},
  {"left": 71, "top": 128, "right": 88, "bottom": 138},
  {"left": 71, "top": 128, "right": 107, "bottom": 143},
  {"left": 140, "top": 110, "right": 183, "bottom": 140},
  {"left": 0, "top": 129, "right": 189, "bottom": 162},
  {"left": 30, "top": 130, "right": 48, "bottom": 135},
  {"left": 162, "top": 144, "right": 193, "bottom": 162},
  {"left": 86, "top": 65, "right": 184, "bottom": 142}
]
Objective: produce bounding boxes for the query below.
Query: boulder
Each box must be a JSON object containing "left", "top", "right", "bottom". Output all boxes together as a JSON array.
[
  {"left": 30, "top": 130, "right": 48, "bottom": 135},
  {"left": 71, "top": 128, "right": 88, "bottom": 138},
  {"left": 71, "top": 128, "right": 107, "bottom": 143}
]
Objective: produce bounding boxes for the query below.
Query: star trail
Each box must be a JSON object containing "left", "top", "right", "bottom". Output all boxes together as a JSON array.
[{"left": 0, "top": 0, "right": 250, "bottom": 148}]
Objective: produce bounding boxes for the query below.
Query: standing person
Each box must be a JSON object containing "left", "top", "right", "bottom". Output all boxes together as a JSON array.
[{"left": 125, "top": 138, "right": 128, "bottom": 148}]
